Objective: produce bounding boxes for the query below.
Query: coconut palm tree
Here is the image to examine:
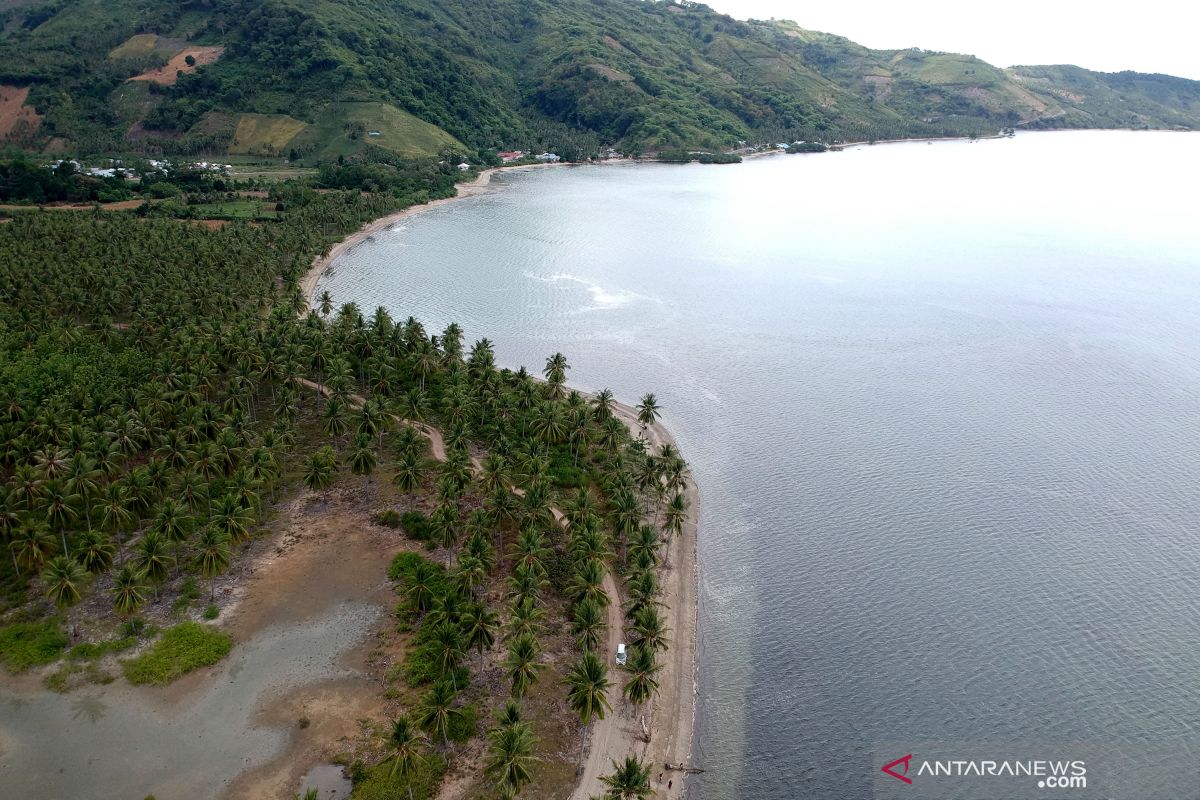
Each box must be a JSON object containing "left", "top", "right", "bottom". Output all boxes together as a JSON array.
[
  {"left": 508, "top": 562, "right": 548, "bottom": 607},
  {"left": 505, "top": 632, "right": 544, "bottom": 698},
  {"left": 564, "top": 650, "right": 612, "bottom": 775},
  {"left": 592, "top": 388, "right": 615, "bottom": 421},
  {"left": 461, "top": 600, "right": 498, "bottom": 670},
  {"left": 151, "top": 498, "right": 191, "bottom": 571},
  {"left": 622, "top": 645, "right": 662, "bottom": 710},
  {"left": 431, "top": 503, "right": 460, "bottom": 561},
  {"left": 134, "top": 530, "right": 173, "bottom": 595},
  {"left": 664, "top": 492, "right": 688, "bottom": 541},
  {"left": 543, "top": 352, "right": 569, "bottom": 397},
  {"left": 75, "top": 529, "right": 115, "bottom": 574},
  {"left": 571, "top": 596, "right": 607, "bottom": 652},
  {"left": 347, "top": 437, "right": 377, "bottom": 475},
  {"left": 600, "top": 756, "right": 654, "bottom": 799},
  {"left": 112, "top": 564, "right": 149, "bottom": 616},
  {"left": 505, "top": 597, "right": 545, "bottom": 642},
  {"left": 635, "top": 394, "right": 660, "bottom": 429},
  {"left": 386, "top": 715, "right": 426, "bottom": 800},
  {"left": 195, "top": 527, "right": 232, "bottom": 601},
  {"left": 455, "top": 555, "right": 487, "bottom": 599},
  {"left": 406, "top": 561, "right": 438, "bottom": 615},
  {"left": 431, "top": 620, "right": 465, "bottom": 687},
  {"left": 568, "top": 559, "right": 610, "bottom": 609},
  {"left": 415, "top": 679, "right": 463, "bottom": 749},
  {"left": 392, "top": 450, "right": 425, "bottom": 496},
  {"left": 303, "top": 446, "right": 338, "bottom": 491},
  {"left": 42, "top": 555, "right": 86, "bottom": 608},
  {"left": 510, "top": 528, "right": 550, "bottom": 577},
  {"left": 318, "top": 290, "right": 333, "bottom": 318},
  {"left": 41, "top": 479, "right": 79, "bottom": 555},
  {"left": 628, "top": 525, "right": 660, "bottom": 568},
  {"left": 174, "top": 470, "right": 208, "bottom": 520},
  {"left": 9, "top": 520, "right": 55, "bottom": 575},
  {"left": 211, "top": 494, "right": 253, "bottom": 543},
  {"left": 485, "top": 716, "right": 539, "bottom": 799},
  {"left": 64, "top": 453, "right": 101, "bottom": 531},
  {"left": 630, "top": 605, "right": 670, "bottom": 653}
]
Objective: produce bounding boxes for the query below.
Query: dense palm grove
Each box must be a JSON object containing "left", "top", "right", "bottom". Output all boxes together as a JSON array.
[{"left": 0, "top": 188, "right": 687, "bottom": 799}]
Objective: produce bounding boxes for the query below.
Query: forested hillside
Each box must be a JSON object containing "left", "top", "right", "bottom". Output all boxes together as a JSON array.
[{"left": 0, "top": 0, "right": 1198, "bottom": 158}]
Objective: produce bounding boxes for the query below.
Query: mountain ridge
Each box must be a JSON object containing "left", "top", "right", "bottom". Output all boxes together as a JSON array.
[{"left": 0, "top": 0, "right": 1197, "bottom": 161}]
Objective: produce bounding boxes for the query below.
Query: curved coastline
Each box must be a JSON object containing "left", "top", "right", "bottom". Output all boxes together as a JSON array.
[{"left": 303, "top": 189, "right": 702, "bottom": 798}]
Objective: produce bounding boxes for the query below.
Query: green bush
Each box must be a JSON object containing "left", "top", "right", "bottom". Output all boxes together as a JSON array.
[
  {"left": 44, "top": 662, "right": 81, "bottom": 691},
  {"left": 548, "top": 463, "right": 585, "bottom": 489},
  {"left": 388, "top": 551, "right": 428, "bottom": 581},
  {"left": 122, "top": 622, "right": 232, "bottom": 685},
  {"left": 68, "top": 636, "right": 137, "bottom": 660},
  {"left": 376, "top": 509, "right": 403, "bottom": 528},
  {"left": 350, "top": 753, "right": 447, "bottom": 800},
  {"left": 447, "top": 703, "right": 479, "bottom": 743},
  {"left": 399, "top": 511, "right": 434, "bottom": 541},
  {"left": 0, "top": 620, "right": 68, "bottom": 672},
  {"left": 122, "top": 618, "right": 148, "bottom": 638},
  {"left": 202, "top": 604, "right": 220, "bottom": 620}
]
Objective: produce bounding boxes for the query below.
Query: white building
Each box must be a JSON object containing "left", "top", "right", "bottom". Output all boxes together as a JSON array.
[{"left": 535, "top": 152, "right": 561, "bottom": 162}]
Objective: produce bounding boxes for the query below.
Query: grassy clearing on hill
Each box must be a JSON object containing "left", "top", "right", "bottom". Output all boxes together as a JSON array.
[
  {"left": 229, "top": 112, "right": 308, "bottom": 155},
  {"left": 108, "top": 33, "right": 184, "bottom": 61},
  {"left": 290, "top": 102, "right": 463, "bottom": 161}
]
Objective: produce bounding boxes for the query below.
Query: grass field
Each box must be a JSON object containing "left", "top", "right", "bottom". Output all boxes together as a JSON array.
[
  {"left": 894, "top": 52, "right": 1007, "bottom": 87},
  {"left": 289, "top": 101, "right": 463, "bottom": 161},
  {"left": 228, "top": 113, "right": 308, "bottom": 155}
]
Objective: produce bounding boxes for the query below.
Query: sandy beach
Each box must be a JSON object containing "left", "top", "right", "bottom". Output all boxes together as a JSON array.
[
  {"left": 301, "top": 192, "right": 702, "bottom": 797},
  {"left": 571, "top": 401, "right": 699, "bottom": 800}
]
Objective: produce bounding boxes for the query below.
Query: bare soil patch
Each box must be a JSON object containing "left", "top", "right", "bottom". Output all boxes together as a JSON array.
[
  {"left": 0, "top": 85, "right": 42, "bottom": 138},
  {"left": 129, "top": 45, "right": 225, "bottom": 86}
]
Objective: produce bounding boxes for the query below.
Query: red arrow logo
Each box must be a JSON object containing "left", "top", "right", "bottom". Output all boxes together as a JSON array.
[{"left": 882, "top": 754, "right": 914, "bottom": 785}]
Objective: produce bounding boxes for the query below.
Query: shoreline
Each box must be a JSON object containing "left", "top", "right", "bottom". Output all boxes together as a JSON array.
[
  {"left": 302, "top": 217, "right": 702, "bottom": 795},
  {"left": 300, "top": 160, "right": 587, "bottom": 303}
]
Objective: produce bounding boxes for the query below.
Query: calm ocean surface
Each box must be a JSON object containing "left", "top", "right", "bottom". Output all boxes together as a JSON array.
[{"left": 318, "top": 131, "right": 1200, "bottom": 798}]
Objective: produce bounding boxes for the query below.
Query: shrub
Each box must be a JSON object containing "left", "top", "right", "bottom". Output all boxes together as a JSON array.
[
  {"left": 0, "top": 620, "right": 68, "bottom": 672},
  {"left": 399, "top": 511, "right": 434, "bottom": 541},
  {"left": 447, "top": 703, "right": 479, "bottom": 743},
  {"left": 68, "top": 636, "right": 137, "bottom": 660},
  {"left": 122, "top": 622, "right": 232, "bottom": 685},
  {"left": 388, "top": 551, "right": 428, "bottom": 581},
  {"left": 376, "top": 509, "right": 403, "bottom": 528},
  {"left": 202, "top": 604, "right": 220, "bottom": 620},
  {"left": 178, "top": 577, "right": 200, "bottom": 601},
  {"left": 122, "top": 618, "right": 147, "bottom": 638},
  {"left": 350, "top": 753, "right": 447, "bottom": 800}
]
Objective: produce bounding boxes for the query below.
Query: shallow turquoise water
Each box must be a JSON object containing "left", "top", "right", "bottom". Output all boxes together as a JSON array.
[{"left": 318, "top": 131, "right": 1200, "bottom": 798}]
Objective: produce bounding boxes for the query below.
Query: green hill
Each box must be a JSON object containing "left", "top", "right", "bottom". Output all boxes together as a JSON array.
[{"left": 0, "top": 0, "right": 1197, "bottom": 160}]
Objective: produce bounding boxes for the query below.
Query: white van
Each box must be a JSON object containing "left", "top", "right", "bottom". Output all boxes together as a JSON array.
[{"left": 616, "top": 643, "right": 627, "bottom": 666}]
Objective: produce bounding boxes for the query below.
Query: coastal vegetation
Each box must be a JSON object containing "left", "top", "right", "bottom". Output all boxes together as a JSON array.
[{"left": 0, "top": 149, "right": 690, "bottom": 797}]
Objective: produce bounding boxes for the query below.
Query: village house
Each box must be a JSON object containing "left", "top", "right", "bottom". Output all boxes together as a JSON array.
[
  {"left": 498, "top": 150, "right": 525, "bottom": 163},
  {"left": 535, "top": 152, "right": 561, "bottom": 162}
]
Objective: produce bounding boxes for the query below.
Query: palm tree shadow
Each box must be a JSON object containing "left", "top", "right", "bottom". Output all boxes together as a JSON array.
[{"left": 71, "top": 694, "right": 109, "bottom": 724}]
